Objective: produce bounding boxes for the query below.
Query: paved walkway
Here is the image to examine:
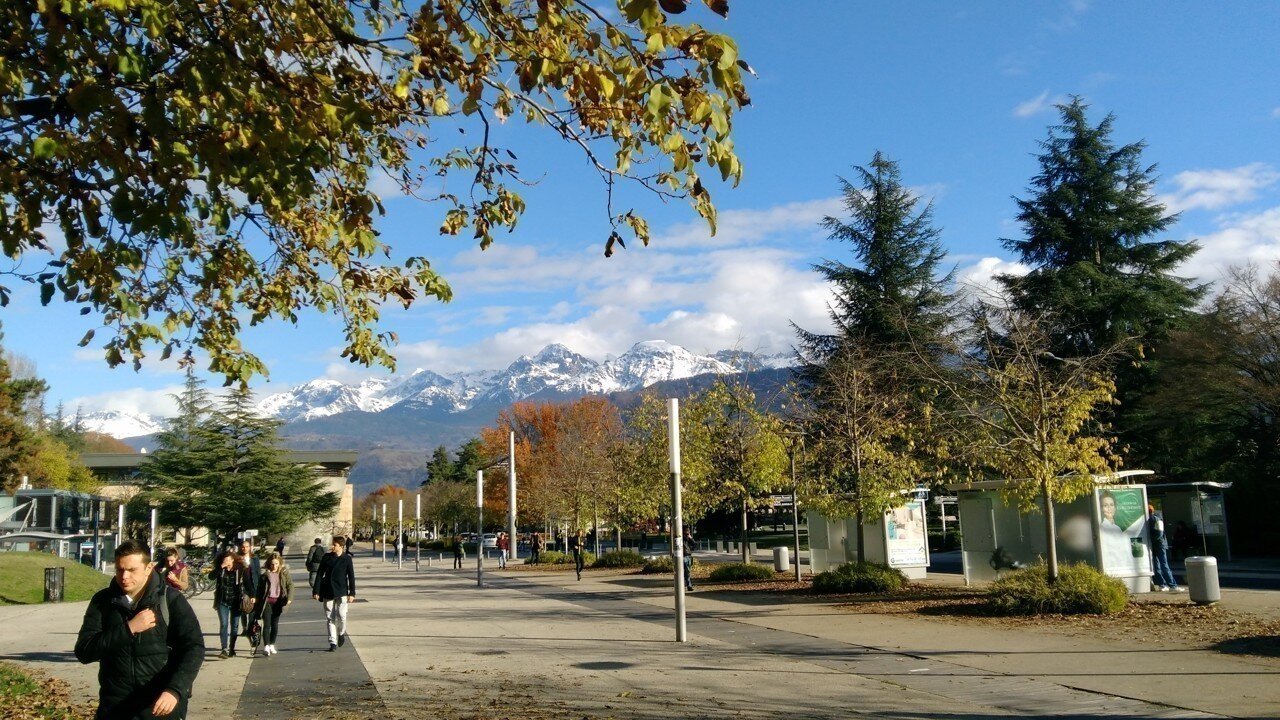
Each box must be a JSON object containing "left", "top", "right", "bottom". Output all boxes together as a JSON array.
[{"left": 4, "top": 551, "right": 1280, "bottom": 719}]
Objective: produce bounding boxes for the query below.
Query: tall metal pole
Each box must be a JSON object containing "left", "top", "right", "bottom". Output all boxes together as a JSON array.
[
  {"left": 148, "top": 507, "right": 157, "bottom": 559},
  {"left": 397, "top": 498, "right": 404, "bottom": 569},
  {"left": 91, "top": 499, "right": 100, "bottom": 570},
  {"left": 477, "top": 470, "right": 485, "bottom": 587},
  {"left": 507, "top": 431, "right": 517, "bottom": 563},
  {"left": 117, "top": 503, "right": 124, "bottom": 546},
  {"left": 381, "top": 503, "right": 388, "bottom": 563},
  {"left": 791, "top": 441, "right": 802, "bottom": 582},
  {"left": 668, "top": 399, "right": 687, "bottom": 643},
  {"left": 415, "top": 494, "right": 422, "bottom": 572}
]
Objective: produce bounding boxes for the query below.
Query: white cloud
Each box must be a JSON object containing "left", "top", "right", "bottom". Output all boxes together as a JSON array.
[
  {"left": 956, "top": 257, "right": 1030, "bottom": 301},
  {"left": 67, "top": 385, "right": 185, "bottom": 418},
  {"left": 1159, "top": 163, "right": 1279, "bottom": 214},
  {"left": 1271, "top": 107, "right": 1280, "bottom": 119},
  {"left": 1013, "top": 90, "right": 1066, "bottom": 119},
  {"left": 1179, "top": 205, "right": 1280, "bottom": 283}
]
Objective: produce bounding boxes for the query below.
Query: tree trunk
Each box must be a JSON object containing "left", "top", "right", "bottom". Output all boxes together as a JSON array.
[
  {"left": 1041, "top": 480, "right": 1059, "bottom": 584},
  {"left": 740, "top": 496, "right": 750, "bottom": 564},
  {"left": 854, "top": 509, "right": 866, "bottom": 564}
]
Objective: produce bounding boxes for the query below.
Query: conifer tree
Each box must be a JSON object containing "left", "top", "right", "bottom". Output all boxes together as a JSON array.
[
  {"left": 0, "top": 324, "right": 47, "bottom": 491},
  {"left": 1000, "top": 97, "right": 1202, "bottom": 358},
  {"left": 138, "top": 369, "right": 223, "bottom": 536},
  {"left": 201, "top": 386, "right": 339, "bottom": 539}
]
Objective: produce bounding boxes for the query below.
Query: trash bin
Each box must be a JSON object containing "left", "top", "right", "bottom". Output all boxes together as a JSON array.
[
  {"left": 773, "top": 546, "right": 790, "bottom": 572},
  {"left": 44, "top": 567, "right": 65, "bottom": 603},
  {"left": 1184, "top": 556, "right": 1220, "bottom": 605}
]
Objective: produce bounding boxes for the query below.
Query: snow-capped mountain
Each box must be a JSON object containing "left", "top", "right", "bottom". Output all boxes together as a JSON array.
[
  {"left": 79, "top": 410, "right": 165, "bottom": 440},
  {"left": 78, "top": 341, "right": 793, "bottom": 438}
]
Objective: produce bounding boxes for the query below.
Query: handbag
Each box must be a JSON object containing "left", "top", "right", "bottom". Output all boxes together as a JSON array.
[{"left": 240, "top": 596, "right": 256, "bottom": 614}]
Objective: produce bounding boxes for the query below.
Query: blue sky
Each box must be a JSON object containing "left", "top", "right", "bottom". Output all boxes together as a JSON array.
[{"left": 7, "top": 1, "right": 1280, "bottom": 418}]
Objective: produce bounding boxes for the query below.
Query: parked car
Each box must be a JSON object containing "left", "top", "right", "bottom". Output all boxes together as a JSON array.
[{"left": 482, "top": 533, "right": 498, "bottom": 549}]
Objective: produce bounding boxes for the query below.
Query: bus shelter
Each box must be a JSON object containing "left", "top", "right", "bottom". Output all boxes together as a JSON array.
[
  {"left": 807, "top": 491, "right": 931, "bottom": 579},
  {"left": 947, "top": 470, "right": 1158, "bottom": 593}
]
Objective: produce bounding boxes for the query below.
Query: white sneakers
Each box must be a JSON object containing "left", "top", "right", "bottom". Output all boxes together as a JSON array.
[{"left": 260, "top": 644, "right": 277, "bottom": 655}]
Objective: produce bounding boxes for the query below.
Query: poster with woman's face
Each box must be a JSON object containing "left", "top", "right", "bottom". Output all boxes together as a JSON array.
[{"left": 1095, "top": 487, "right": 1151, "bottom": 577}]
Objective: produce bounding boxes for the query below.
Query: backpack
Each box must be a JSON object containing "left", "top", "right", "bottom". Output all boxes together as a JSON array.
[{"left": 306, "top": 544, "right": 325, "bottom": 571}]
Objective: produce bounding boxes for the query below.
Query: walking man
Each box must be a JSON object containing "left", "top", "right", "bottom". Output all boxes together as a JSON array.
[
  {"left": 305, "top": 537, "right": 326, "bottom": 591},
  {"left": 569, "top": 529, "right": 585, "bottom": 581},
  {"left": 313, "top": 535, "right": 356, "bottom": 652},
  {"left": 76, "top": 540, "right": 205, "bottom": 719},
  {"left": 1148, "top": 504, "right": 1181, "bottom": 591},
  {"left": 496, "top": 532, "right": 509, "bottom": 569},
  {"left": 682, "top": 527, "right": 695, "bottom": 592}
]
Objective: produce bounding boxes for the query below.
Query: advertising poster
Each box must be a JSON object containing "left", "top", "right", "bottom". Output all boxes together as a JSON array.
[
  {"left": 1095, "top": 487, "right": 1151, "bottom": 577},
  {"left": 884, "top": 500, "right": 928, "bottom": 568}
]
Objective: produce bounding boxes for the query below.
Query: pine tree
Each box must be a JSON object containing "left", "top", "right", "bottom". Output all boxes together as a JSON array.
[
  {"left": 423, "top": 445, "right": 453, "bottom": 487},
  {"left": 138, "top": 369, "right": 223, "bottom": 535},
  {"left": 1000, "top": 97, "right": 1202, "bottom": 358},
  {"left": 201, "top": 386, "right": 340, "bottom": 539},
  {"left": 796, "top": 151, "right": 955, "bottom": 364},
  {"left": 792, "top": 154, "right": 954, "bottom": 549}
]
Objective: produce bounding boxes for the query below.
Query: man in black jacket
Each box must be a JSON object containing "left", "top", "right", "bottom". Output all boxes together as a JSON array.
[
  {"left": 312, "top": 535, "right": 356, "bottom": 652},
  {"left": 76, "top": 540, "right": 205, "bottom": 719},
  {"left": 305, "top": 537, "right": 326, "bottom": 591}
]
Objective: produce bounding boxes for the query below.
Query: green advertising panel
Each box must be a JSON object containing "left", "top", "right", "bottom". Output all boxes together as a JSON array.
[{"left": 1096, "top": 486, "right": 1151, "bottom": 577}]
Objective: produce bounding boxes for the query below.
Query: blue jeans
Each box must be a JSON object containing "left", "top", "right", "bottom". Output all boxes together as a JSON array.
[
  {"left": 216, "top": 603, "right": 244, "bottom": 650},
  {"left": 1151, "top": 543, "right": 1178, "bottom": 588},
  {"left": 683, "top": 556, "right": 694, "bottom": 590}
]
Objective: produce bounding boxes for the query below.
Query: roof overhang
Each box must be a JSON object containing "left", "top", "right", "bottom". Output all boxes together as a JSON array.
[{"left": 944, "top": 469, "right": 1155, "bottom": 492}]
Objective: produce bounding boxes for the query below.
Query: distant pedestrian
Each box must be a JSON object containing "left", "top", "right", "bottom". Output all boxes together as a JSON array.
[
  {"left": 682, "top": 527, "right": 695, "bottom": 592},
  {"left": 253, "top": 552, "right": 293, "bottom": 656},
  {"left": 569, "top": 529, "right": 585, "bottom": 581},
  {"left": 313, "top": 536, "right": 357, "bottom": 652},
  {"left": 1147, "top": 504, "right": 1181, "bottom": 591},
  {"left": 531, "top": 532, "right": 543, "bottom": 564},
  {"left": 393, "top": 533, "right": 402, "bottom": 561},
  {"left": 210, "top": 550, "right": 252, "bottom": 657},
  {"left": 640, "top": 530, "right": 648, "bottom": 551},
  {"left": 76, "top": 540, "right": 205, "bottom": 719},
  {"left": 344, "top": 535, "right": 353, "bottom": 556},
  {"left": 305, "top": 537, "right": 326, "bottom": 591},
  {"left": 451, "top": 535, "right": 464, "bottom": 569},
  {"left": 275, "top": 537, "right": 286, "bottom": 555},
  {"left": 497, "top": 533, "right": 509, "bottom": 568},
  {"left": 554, "top": 528, "right": 563, "bottom": 554},
  {"left": 157, "top": 546, "right": 190, "bottom": 594},
  {"left": 238, "top": 538, "right": 261, "bottom": 598}
]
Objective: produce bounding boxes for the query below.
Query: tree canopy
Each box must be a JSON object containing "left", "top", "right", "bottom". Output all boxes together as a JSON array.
[
  {"left": 1000, "top": 97, "right": 1201, "bottom": 358},
  {"left": 1, "top": 0, "right": 748, "bottom": 382}
]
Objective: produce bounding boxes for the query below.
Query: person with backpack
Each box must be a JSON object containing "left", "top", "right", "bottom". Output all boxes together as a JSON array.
[
  {"left": 305, "top": 537, "right": 326, "bottom": 591},
  {"left": 75, "top": 539, "right": 205, "bottom": 718}
]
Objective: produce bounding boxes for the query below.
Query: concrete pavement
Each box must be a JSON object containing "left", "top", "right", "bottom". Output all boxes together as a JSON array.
[{"left": 4, "top": 550, "right": 1280, "bottom": 719}]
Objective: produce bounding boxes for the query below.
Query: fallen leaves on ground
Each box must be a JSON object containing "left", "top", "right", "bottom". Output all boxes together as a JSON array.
[{"left": 0, "top": 662, "right": 95, "bottom": 720}]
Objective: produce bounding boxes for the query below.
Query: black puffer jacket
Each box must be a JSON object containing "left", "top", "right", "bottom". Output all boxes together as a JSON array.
[{"left": 75, "top": 572, "right": 205, "bottom": 719}]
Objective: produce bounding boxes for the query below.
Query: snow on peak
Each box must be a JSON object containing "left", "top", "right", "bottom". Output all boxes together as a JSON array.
[{"left": 78, "top": 410, "right": 164, "bottom": 439}]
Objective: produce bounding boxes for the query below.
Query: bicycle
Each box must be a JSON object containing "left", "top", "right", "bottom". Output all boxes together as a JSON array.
[{"left": 183, "top": 559, "right": 215, "bottom": 598}]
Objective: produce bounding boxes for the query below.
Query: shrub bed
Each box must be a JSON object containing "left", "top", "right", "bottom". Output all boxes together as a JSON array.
[
  {"left": 592, "top": 550, "right": 646, "bottom": 568},
  {"left": 708, "top": 562, "right": 775, "bottom": 582},
  {"left": 811, "top": 561, "right": 907, "bottom": 594},
  {"left": 526, "top": 550, "right": 596, "bottom": 566},
  {"left": 987, "top": 562, "right": 1129, "bottom": 615}
]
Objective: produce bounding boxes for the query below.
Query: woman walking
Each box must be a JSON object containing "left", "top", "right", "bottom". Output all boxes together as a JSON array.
[
  {"left": 451, "top": 535, "right": 464, "bottom": 569},
  {"left": 253, "top": 552, "right": 293, "bottom": 656},
  {"left": 211, "top": 551, "right": 251, "bottom": 657}
]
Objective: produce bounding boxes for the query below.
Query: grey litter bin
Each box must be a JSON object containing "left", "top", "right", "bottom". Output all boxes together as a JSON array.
[
  {"left": 1184, "top": 556, "right": 1220, "bottom": 605},
  {"left": 44, "top": 567, "right": 64, "bottom": 603},
  {"left": 773, "top": 546, "right": 790, "bottom": 572}
]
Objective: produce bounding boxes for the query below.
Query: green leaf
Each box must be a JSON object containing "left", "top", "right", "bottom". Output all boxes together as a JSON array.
[{"left": 32, "top": 137, "right": 59, "bottom": 160}]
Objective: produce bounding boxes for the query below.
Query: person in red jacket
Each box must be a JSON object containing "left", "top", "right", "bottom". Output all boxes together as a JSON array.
[{"left": 497, "top": 532, "right": 510, "bottom": 568}]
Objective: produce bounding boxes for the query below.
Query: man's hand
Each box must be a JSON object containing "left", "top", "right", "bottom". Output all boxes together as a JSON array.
[
  {"left": 127, "top": 609, "right": 157, "bottom": 636},
  {"left": 152, "top": 690, "right": 179, "bottom": 716},
  {"left": 312, "top": 593, "right": 320, "bottom": 601},
  {"left": 347, "top": 595, "right": 355, "bottom": 603}
]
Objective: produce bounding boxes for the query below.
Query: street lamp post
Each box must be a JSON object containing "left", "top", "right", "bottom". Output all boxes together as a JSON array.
[
  {"left": 381, "top": 503, "right": 387, "bottom": 563},
  {"left": 669, "top": 398, "right": 687, "bottom": 643},
  {"left": 476, "top": 470, "right": 485, "bottom": 588},
  {"left": 397, "top": 498, "right": 404, "bottom": 569},
  {"left": 415, "top": 493, "right": 422, "bottom": 572},
  {"left": 508, "top": 431, "right": 517, "bottom": 564},
  {"left": 782, "top": 430, "right": 805, "bottom": 582}
]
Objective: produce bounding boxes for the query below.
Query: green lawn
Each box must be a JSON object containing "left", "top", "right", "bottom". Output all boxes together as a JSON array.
[
  {"left": 0, "top": 552, "right": 110, "bottom": 605},
  {"left": 0, "top": 662, "right": 93, "bottom": 719}
]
